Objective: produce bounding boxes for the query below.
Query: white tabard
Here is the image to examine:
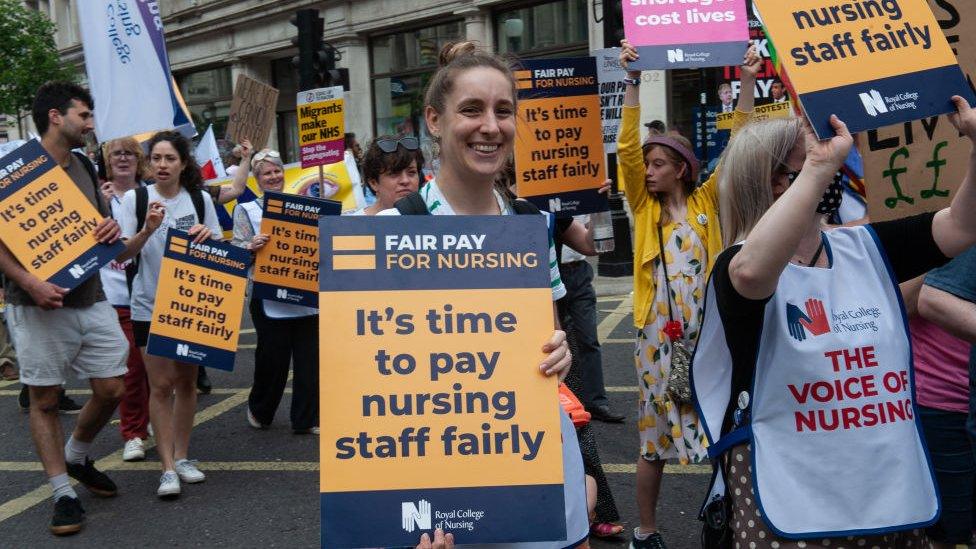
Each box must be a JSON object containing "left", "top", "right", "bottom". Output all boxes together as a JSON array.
[{"left": 691, "top": 226, "right": 938, "bottom": 538}]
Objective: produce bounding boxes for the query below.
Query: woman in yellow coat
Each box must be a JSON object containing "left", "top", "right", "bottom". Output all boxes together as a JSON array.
[{"left": 617, "top": 40, "right": 759, "bottom": 549}]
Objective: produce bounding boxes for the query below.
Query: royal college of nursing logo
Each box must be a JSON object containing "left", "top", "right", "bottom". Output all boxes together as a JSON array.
[
  {"left": 401, "top": 500, "right": 431, "bottom": 533},
  {"left": 785, "top": 298, "right": 832, "bottom": 342}
]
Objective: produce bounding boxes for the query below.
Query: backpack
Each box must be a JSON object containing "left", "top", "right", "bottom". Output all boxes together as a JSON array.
[{"left": 126, "top": 185, "right": 208, "bottom": 292}]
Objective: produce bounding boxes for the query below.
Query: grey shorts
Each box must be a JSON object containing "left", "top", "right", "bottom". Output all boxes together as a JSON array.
[{"left": 6, "top": 300, "right": 128, "bottom": 386}]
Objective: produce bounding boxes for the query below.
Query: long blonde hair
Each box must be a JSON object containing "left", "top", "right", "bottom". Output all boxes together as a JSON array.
[{"left": 718, "top": 117, "right": 803, "bottom": 247}]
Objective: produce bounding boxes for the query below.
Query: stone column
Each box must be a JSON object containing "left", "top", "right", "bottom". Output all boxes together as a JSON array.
[
  {"left": 455, "top": 5, "right": 491, "bottom": 50},
  {"left": 332, "top": 35, "right": 373, "bottom": 143}
]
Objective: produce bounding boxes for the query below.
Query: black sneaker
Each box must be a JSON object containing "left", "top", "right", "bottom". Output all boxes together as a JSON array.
[
  {"left": 66, "top": 458, "right": 117, "bottom": 498},
  {"left": 629, "top": 531, "right": 667, "bottom": 549},
  {"left": 196, "top": 367, "right": 212, "bottom": 395},
  {"left": 18, "top": 385, "right": 28, "bottom": 412},
  {"left": 50, "top": 496, "right": 84, "bottom": 536},
  {"left": 58, "top": 392, "right": 83, "bottom": 415}
]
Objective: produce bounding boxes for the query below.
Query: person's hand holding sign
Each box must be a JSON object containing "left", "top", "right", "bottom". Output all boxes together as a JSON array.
[
  {"left": 948, "top": 95, "right": 976, "bottom": 142},
  {"left": 415, "top": 528, "right": 454, "bottom": 549},
  {"left": 25, "top": 277, "right": 68, "bottom": 310},
  {"left": 247, "top": 233, "right": 270, "bottom": 252},
  {"left": 802, "top": 115, "right": 853, "bottom": 181},
  {"left": 187, "top": 224, "right": 213, "bottom": 245},
  {"left": 619, "top": 39, "right": 640, "bottom": 78},
  {"left": 541, "top": 330, "right": 572, "bottom": 382},
  {"left": 93, "top": 217, "right": 122, "bottom": 245}
]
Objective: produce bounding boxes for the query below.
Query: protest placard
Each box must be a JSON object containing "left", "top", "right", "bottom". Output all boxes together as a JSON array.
[
  {"left": 297, "top": 86, "right": 345, "bottom": 169},
  {"left": 753, "top": 0, "right": 976, "bottom": 139},
  {"left": 515, "top": 57, "right": 608, "bottom": 216},
  {"left": 862, "top": 0, "right": 976, "bottom": 221},
  {"left": 318, "top": 215, "right": 565, "bottom": 548},
  {"left": 225, "top": 75, "right": 280, "bottom": 151},
  {"left": 0, "top": 140, "right": 124, "bottom": 290},
  {"left": 594, "top": 48, "right": 627, "bottom": 154},
  {"left": 716, "top": 100, "right": 793, "bottom": 129},
  {"left": 146, "top": 229, "right": 248, "bottom": 371},
  {"left": 252, "top": 191, "right": 341, "bottom": 307},
  {"left": 623, "top": 0, "right": 749, "bottom": 70}
]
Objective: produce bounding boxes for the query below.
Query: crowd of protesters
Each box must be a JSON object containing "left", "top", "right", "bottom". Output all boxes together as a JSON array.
[{"left": 2, "top": 34, "right": 976, "bottom": 549}]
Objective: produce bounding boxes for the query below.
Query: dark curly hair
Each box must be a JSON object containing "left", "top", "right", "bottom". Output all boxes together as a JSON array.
[
  {"left": 32, "top": 81, "right": 93, "bottom": 136},
  {"left": 361, "top": 135, "right": 425, "bottom": 195},
  {"left": 146, "top": 131, "right": 204, "bottom": 192}
]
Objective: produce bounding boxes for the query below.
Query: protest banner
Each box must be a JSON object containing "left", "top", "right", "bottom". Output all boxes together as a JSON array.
[
  {"left": 146, "top": 229, "right": 248, "bottom": 371},
  {"left": 252, "top": 192, "right": 341, "bottom": 308},
  {"left": 78, "top": 1, "right": 191, "bottom": 141},
  {"left": 225, "top": 75, "right": 280, "bottom": 151},
  {"left": 297, "top": 86, "right": 345, "bottom": 169},
  {"left": 593, "top": 48, "right": 627, "bottom": 154},
  {"left": 0, "top": 140, "right": 124, "bottom": 290},
  {"left": 862, "top": 0, "right": 976, "bottom": 221},
  {"left": 716, "top": 100, "right": 793, "bottom": 129},
  {"left": 753, "top": 0, "right": 976, "bottom": 139},
  {"left": 515, "top": 57, "right": 608, "bottom": 216},
  {"left": 623, "top": 0, "right": 749, "bottom": 70},
  {"left": 318, "top": 215, "right": 565, "bottom": 548}
]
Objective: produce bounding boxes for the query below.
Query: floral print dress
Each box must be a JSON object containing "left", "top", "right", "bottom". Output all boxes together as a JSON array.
[{"left": 635, "top": 221, "right": 709, "bottom": 463}]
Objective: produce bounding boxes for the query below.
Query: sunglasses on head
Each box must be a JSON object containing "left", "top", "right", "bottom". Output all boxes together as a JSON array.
[
  {"left": 375, "top": 137, "right": 419, "bottom": 153},
  {"left": 252, "top": 149, "right": 281, "bottom": 163}
]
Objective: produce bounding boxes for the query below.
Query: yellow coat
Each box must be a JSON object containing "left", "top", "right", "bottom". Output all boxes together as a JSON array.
[{"left": 618, "top": 105, "right": 748, "bottom": 328}]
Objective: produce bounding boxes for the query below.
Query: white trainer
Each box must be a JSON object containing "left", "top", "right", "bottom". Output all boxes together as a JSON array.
[
  {"left": 122, "top": 438, "right": 145, "bottom": 462},
  {"left": 174, "top": 459, "right": 206, "bottom": 483},
  {"left": 157, "top": 471, "right": 180, "bottom": 498}
]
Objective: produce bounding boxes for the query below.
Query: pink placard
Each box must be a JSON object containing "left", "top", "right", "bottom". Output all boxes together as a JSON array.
[{"left": 622, "top": 0, "right": 748, "bottom": 46}]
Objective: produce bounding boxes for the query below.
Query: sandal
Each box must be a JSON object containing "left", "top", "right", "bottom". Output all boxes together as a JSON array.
[
  {"left": 0, "top": 362, "right": 17, "bottom": 381},
  {"left": 589, "top": 522, "right": 624, "bottom": 538}
]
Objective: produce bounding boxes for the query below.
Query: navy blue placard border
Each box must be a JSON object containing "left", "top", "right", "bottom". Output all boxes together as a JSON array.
[
  {"left": 146, "top": 333, "right": 236, "bottom": 371},
  {"left": 319, "top": 216, "right": 551, "bottom": 292},
  {"left": 629, "top": 42, "right": 747, "bottom": 70},
  {"left": 162, "top": 229, "right": 249, "bottom": 278},
  {"left": 799, "top": 65, "right": 976, "bottom": 139},
  {"left": 251, "top": 283, "right": 317, "bottom": 307},
  {"left": 261, "top": 190, "right": 341, "bottom": 225},
  {"left": 47, "top": 240, "right": 126, "bottom": 290},
  {"left": 0, "top": 140, "right": 57, "bottom": 200},
  {"left": 321, "top": 484, "right": 565, "bottom": 548},
  {"left": 516, "top": 57, "right": 599, "bottom": 99},
  {"left": 524, "top": 188, "right": 609, "bottom": 218}
]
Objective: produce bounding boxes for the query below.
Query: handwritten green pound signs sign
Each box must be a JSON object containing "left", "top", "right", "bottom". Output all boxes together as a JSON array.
[{"left": 881, "top": 141, "right": 950, "bottom": 210}]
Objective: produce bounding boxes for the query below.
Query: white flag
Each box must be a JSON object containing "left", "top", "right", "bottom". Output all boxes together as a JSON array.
[
  {"left": 195, "top": 125, "right": 226, "bottom": 181},
  {"left": 78, "top": 2, "right": 191, "bottom": 141}
]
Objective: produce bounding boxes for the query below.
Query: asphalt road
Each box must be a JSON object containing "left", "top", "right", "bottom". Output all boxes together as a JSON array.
[{"left": 0, "top": 290, "right": 709, "bottom": 548}]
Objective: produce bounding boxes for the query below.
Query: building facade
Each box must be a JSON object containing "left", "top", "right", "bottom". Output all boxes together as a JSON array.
[{"left": 27, "top": 0, "right": 671, "bottom": 161}]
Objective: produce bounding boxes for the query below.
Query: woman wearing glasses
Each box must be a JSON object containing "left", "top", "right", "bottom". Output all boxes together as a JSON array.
[
  {"left": 231, "top": 148, "right": 320, "bottom": 435},
  {"left": 354, "top": 135, "right": 425, "bottom": 216}
]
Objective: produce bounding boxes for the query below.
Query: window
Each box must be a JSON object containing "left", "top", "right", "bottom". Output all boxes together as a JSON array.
[
  {"left": 177, "top": 66, "right": 234, "bottom": 138},
  {"left": 272, "top": 57, "right": 301, "bottom": 163},
  {"left": 370, "top": 20, "right": 464, "bottom": 157},
  {"left": 494, "top": 0, "right": 589, "bottom": 59}
]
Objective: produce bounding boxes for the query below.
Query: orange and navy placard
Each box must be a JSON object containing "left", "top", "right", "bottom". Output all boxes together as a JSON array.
[
  {"left": 251, "top": 191, "right": 340, "bottom": 307},
  {"left": 515, "top": 57, "right": 608, "bottom": 217},
  {"left": 146, "top": 229, "right": 249, "bottom": 371},
  {"left": 754, "top": 0, "right": 976, "bottom": 138},
  {"left": 318, "top": 215, "right": 565, "bottom": 548},
  {"left": 0, "top": 140, "right": 124, "bottom": 290}
]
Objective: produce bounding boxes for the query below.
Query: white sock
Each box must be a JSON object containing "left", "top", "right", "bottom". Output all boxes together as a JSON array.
[
  {"left": 64, "top": 436, "right": 91, "bottom": 465},
  {"left": 50, "top": 473, "right": 77, "bottom": 501},
  {"left": 633, "top": 528, "right": 652, "bottom": 540}
]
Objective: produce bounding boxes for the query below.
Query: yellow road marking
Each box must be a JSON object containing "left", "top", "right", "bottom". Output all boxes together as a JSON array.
[
  {"left": 238, "top": 344, "right": 256, "bottom": 349},
  {"left": 0, "top": 389, "right": 249, "bottom": 525},
  {"left": 597, "top": 294, "right": 632, "bottom": 342},
  {"left": 240, "top": 328, "right": 255, "bottom": 334},
  {"left": 597, "top": 294, "right": 628, "bottom": 303},
  {"left": 602, "top": 463, "right": 710, "bottom": 474},
  {"left": 0, "top": 379, "right": 19, "bottom": 389},
  {"left": 603, "top": 338, "right": 632, "bottom": 344},
  {"left": 605, "top": 386, "right": 638, "bottom": 392}
]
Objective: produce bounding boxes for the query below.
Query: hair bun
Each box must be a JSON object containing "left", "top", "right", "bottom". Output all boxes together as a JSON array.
[{"left": 438, "top": 41, "right": 480, "bottom": 67}]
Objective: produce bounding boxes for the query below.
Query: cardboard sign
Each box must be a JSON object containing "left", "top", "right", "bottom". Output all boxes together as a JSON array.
[
  {"left": 318, "top": 215, "right": 565, "bottom": 548},
  {"left": 146, "top": 229, "right": 248, "bottom": 371},
  {"left": 862, "top": 0, "right": 976, "bottom": 221},
  {"left": 593, "top": 48, "right": 628, "bottom": 154},
  {"left": 515, "top": 57, "right": 608, "bottom": 217},
  {"left": 716, "top": 100, "right": 793, "bottom": 129},
  {"left": 753, "top": 0, "right": 976, "bottom": 138},
  {"left": 624, "top": 0, "right": 749, "bottom": 70},
  {"left": 0, "top": 140, "right": 124, "bottom": 290},
  {"left": 251, "top": 191, "right": 341, "bottom": 307},
  {"left": 297, "top": 86, "right": 345, "bottom": 169},
  {"left": 225, "top": 75, "right": 280, "bottom": 151}
]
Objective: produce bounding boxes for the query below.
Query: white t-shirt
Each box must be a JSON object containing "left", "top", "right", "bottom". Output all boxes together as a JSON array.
[
  {"left": 118, "top": 185, "right": 224, "bottom": 322},
  {"left": 99, "top": 193, "right": 135, "bottom": 307},
  {"left": 378, "top": 179, "right": 566, "bottom": 300}
]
